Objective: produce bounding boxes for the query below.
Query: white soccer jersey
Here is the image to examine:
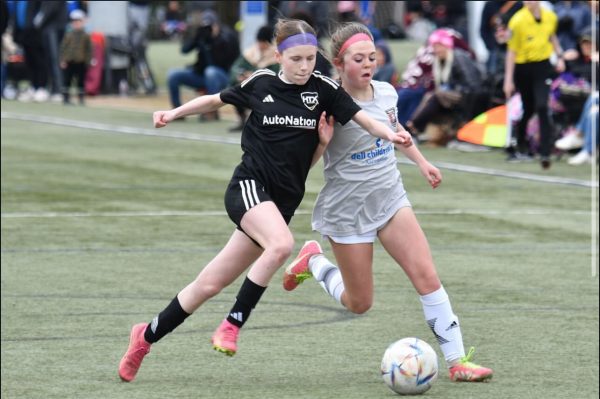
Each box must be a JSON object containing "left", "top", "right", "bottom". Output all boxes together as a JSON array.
[{"left": 312, "top": 80, "right": 410, "bottom": 236}]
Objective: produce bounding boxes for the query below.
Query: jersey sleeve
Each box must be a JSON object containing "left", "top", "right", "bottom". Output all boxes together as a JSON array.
[
  {"left": 320, "top": 81, "right": 362, "bottom": 125},
  {"left": 219, "top": 82, "right": 251, "bottom": 109},
  {"left": 507, "top": 14, "right": 520, "bottom": 52}
]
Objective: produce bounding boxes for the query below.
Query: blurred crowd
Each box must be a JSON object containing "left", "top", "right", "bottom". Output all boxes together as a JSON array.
[{"left": 1, "top": 1, "right": 597, "bottom": 166}]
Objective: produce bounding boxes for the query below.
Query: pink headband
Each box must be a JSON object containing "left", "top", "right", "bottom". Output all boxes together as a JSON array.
[
  {"left": 428, "top": 30, "right": 454, "bottom": 48},
  {"left": 277, "top": 33, "right": 318, "bottom": 53},
  {"left": 337, "top": 33, "right": 373, "bottom": 57}
]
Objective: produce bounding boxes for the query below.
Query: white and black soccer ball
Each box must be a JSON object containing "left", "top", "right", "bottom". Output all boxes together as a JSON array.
[{"left": 381, "top": 337, "right": 439, "bottom": 395}]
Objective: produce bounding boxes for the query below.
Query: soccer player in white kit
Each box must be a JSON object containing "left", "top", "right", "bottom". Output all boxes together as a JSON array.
[
  {"left": 118, "top": 18, "right": 413, "bottom": 383},
  {"left": 283, "top": 22, "right": 493, "bottom": 383}
]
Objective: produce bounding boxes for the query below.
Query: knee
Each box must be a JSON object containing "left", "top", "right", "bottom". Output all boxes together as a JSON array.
[
  {"left": 412, "top": 265, "right": 441, "bottom": 293},
  {"left": 344, "top": 293, "right": 373, "bottom": 314},
  {"left": 267, "top": 238, "right": 294, "bottom": 265},
  {"left": 166, "top": 68, "right": 180, "bottom": 85},
  {"left": 345, "top": 298, "right": 372, "bottom": 315},
  {"left": 204, "top": 66, "right": 218, "bottom": 80}
]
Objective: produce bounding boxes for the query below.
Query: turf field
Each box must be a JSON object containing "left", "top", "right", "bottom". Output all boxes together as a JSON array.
[{"left": 1, "top": 43, "right": 598, "bottom": 399}]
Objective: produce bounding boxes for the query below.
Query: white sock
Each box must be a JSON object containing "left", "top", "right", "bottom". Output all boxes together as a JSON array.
[
  {"left": 309, "top": 255, "right": 344, "bottom": 304},
  {"left": 420, "top": 286, "right": 465, "bottom": 365}
]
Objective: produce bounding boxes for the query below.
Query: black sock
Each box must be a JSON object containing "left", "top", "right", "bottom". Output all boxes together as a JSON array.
[
  {"left": 226, "top": 277, "right": 267, "bottom": 328},
  {"left": 144, "top": 296, "right": 190, "bottom": 343}
]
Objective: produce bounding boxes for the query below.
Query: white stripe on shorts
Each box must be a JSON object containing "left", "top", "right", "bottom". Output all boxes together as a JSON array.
[
  {"left": 239, "top": 181, "right": 250, "bottom": 210},
  {"left": 244, "top": 180, "right": 255, "bottom": 207},
  {"left": 239, "top": 180, "right": 261, "bottom": 211},
  {"left": 250, "top": 180, "right": 260, "bottom": 206}
]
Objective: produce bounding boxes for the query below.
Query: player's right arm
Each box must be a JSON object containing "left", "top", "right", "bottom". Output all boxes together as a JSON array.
[{"left": 153, "top": 93, "right": 224, "bottom": 128}]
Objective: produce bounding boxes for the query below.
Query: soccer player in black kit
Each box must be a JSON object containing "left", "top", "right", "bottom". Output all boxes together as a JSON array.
[{"left": 118, "top": 18, "right": 412, "bottom": 382}]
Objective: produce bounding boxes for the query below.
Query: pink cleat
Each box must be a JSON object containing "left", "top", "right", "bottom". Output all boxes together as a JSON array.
[
  {"left": 283, "top": 240, "right": 323, "bottom": 291},
  {"left": 211, "top": 319, "right": 240, "bottom": 356},
  {"left": 449, "top": 347, "right": 493, "bottom": 382},
  {"left": 119, "top": 323, "right": 151, "bottom": 382}
]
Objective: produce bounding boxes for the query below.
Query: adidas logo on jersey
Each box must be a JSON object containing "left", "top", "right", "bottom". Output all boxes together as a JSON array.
[{"left": 262, "top": 94, "right": 274, "bottom": 103}]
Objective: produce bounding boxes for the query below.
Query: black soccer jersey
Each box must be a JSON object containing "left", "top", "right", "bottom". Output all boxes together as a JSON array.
[{"left": 220, "top": 70, "right": 361, "bottom": 215}]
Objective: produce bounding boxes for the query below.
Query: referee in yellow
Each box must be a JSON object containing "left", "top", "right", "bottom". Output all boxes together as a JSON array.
[{"left": 503, "top": 1, "right": 565, "bottom": 169}]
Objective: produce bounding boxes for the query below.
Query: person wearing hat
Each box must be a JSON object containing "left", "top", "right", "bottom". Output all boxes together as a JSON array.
[
  {"left": 406, "top": 29, "right": 484, "bottom": 146},
  {"left": 166, "top": 10, "right": 240, "bottom": 121},
  {"left": 59, "top": 9, "right": 92, "bottom": 105}
]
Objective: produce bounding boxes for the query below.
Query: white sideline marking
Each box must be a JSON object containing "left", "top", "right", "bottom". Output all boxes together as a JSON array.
[
  {"left": 398, "top": 159, "right": 597, "bottom": 188},
  {"left": 2, "top": 112, "right": 597, "bottom": 188},
  {"left": 1, "top": 111, "right": 241, "bottom": 144},
  {"left": 0, "top": 209, "right": 590, "bottom": 219}
]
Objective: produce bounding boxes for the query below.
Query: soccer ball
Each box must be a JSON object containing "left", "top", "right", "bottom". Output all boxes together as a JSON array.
[{"left": 380, "top": 337, "right": 439, "bottom": 395}]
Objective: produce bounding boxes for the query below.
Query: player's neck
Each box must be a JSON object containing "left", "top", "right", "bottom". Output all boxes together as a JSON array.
[{"left": 342, "top": 82, "right": 374, "bottom": 102}]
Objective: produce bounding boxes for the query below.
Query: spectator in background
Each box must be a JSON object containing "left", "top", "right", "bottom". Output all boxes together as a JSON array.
[
  {"left": 563, "top": 27, "right": 596, "bottom": 84},
  {"left": 9, "top": 0, "right": 48, "bottom": 102},
  {"left": 554, "top": 1, "right": 592, "bottom": 52},
  {"left": 227, "top": 25, "right": 278, "bottom": 132},
  {"left": 166, "top": 10, "right": 239, "bottom": 121},
  {"left": 503, "top": 0, "right": 565, "bottom": 169},
  {"left": 336, "top": 1, "right": 382, "bottom": 41},
  {"left": 396, "top": 28, "right": 475, "bottom": 126},
  {"left": 479, "top": 1, "right": 522, "bottom": 77},
  {"left": 555, "top": 92, "right": 598, "bottom": 165},
  {"left": 59, "top": 9, "right": 91, "bottom": 105},
  {"left": 161, "top": 0, "right": 186, "bottom": 40},
  {"left": 405, "top": 0, "right": 469, "bottom": 40},
  {"left": 407, "top": 29, "right": 483, "bottom": 146},
  {"left": 554, "top": 29, "right": 599, "bottom": 162},
  {"left": 373, "top": 39, "right": 398, "bottom": 87},
  {"left": 278, "top": 1, "right": 330, "bottom": 39},
  {"left": 36, "top": 0, "right": 69, "bottom": 102},
  {"left": 1, "top": 0, "right": 9, "bottom": 95}
]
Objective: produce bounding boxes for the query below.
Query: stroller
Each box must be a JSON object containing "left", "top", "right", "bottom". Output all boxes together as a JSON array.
[{"left": 107, "top": 18, "right": 157, "bottom": 95}]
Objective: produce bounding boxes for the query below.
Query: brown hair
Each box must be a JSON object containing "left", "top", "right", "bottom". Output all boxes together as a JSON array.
[
  {"left": 274, "top": 18, "right": 317, "bottom": 47},
  {"left": 330, "top": 22, "right": 373, "bottom": 61}
]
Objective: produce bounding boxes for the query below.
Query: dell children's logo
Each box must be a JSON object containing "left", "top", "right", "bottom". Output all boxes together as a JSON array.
[{"left": 301, "top": 92, "right": 319, "bottom": 110}]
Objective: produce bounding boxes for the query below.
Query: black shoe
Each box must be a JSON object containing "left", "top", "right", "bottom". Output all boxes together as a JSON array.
[
  {"left": 540, "top": 157, "right": 551, "bottom": 169},
  {"left": 228, "top": 123, "right": 244, "bottom": 132},
  {"left": 506, "top": 152, "right": 534, "bottom": 163}
]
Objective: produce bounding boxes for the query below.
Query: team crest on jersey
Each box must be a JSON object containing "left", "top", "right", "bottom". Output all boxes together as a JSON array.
[
  {"left": 385, "top": 107, "right": 398, "bottom": 129},
  {"left": 301, "top": 92, "right": 319, "bottom": 110}
]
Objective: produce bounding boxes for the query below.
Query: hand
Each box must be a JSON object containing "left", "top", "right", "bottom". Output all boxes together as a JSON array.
[
  {"left": 318, "top": 111, "right": 335, "bottom": 146},
  {"left": 420, "top": 162, "right": 442, "bottom": 189},
  {"left": 555, "top": 58, "right": 566, "bottom": 73},
  {"left": 391, "top": 128, "right": 413, "bottom": 147},
  {"left": 503, "top": 79, "right": 515, "bottom": 100},
  {"left": 153, "top": 110, "right": 175, "bottom": 128}
]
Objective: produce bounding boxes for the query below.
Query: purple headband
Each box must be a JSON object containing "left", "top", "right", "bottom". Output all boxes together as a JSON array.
[{"left": 277, "top": 33, "right": 318, "bottom": 52}]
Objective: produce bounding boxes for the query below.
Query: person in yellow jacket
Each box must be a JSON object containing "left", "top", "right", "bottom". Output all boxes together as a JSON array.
[{"left": 503, "top": 1, "right": 565, "bottom": 169}]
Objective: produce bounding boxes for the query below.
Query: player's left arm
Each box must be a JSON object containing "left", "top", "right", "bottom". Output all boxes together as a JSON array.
[{"left": 395, "top": 124, "right": 442, "bottom": 189}]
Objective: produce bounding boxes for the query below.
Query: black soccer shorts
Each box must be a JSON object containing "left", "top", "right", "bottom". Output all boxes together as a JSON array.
[{"left": 224, "top": 177, "right": 293, "bottom": 232}]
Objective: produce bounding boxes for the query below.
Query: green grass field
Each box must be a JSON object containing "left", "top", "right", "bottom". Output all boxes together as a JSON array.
[{"left": 1, "top": 39, "right": 598, "bottom": 399}]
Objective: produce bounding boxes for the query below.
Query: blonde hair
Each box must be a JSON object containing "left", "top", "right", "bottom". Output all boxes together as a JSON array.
[
  {"left": 274, "top": 19, "right": 317, "bottom": 47},
  {"left": 330, "top": 22, "right": 373, "bottom": 61}
]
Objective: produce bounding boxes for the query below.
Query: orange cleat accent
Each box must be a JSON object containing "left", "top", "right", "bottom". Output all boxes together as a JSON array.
[
  {"left": 283, "top": 240, "right": 323, "bottom": 291},
  {"left": 119, "top": 323, "right": 151, "bottom": 382}
]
